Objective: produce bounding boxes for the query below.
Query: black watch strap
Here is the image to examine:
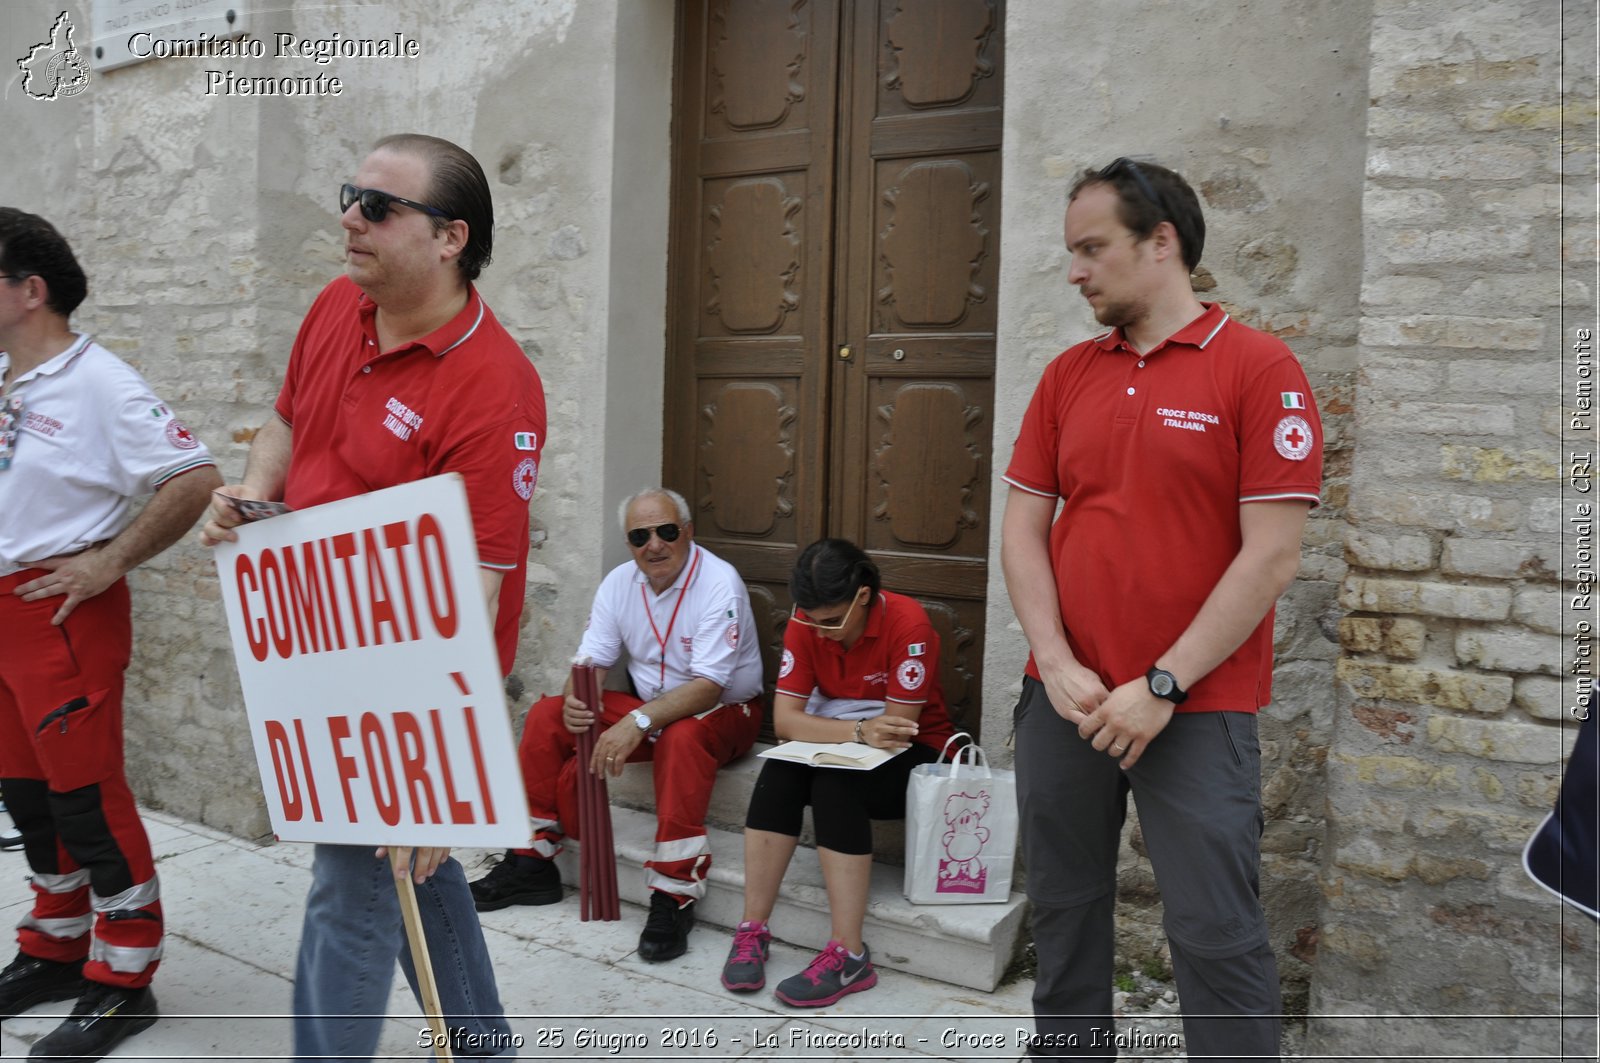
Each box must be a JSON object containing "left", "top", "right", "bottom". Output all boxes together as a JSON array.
[{"left": 1146, "top": 667, "right": 1189, "bottom": 705}]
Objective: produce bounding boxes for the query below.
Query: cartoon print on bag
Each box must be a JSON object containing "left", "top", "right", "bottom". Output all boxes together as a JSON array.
[{"left": 938, "top": 789, "right": 991, "bottom": 893}]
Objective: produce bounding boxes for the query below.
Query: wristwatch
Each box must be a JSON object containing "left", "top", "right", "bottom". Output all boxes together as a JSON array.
[
  {"left": 1145, "top": 667, "right": 1189, "bottom": 705},
  {"left": 629, "top": 709, "right": 653, "bottom": 732}
]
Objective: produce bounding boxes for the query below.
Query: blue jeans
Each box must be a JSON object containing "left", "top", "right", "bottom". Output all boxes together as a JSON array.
[{"left": 293, "top": 844, "right": 515, "bottom": 1061}]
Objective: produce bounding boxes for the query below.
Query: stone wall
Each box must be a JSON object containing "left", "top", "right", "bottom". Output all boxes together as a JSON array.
[
  {"left": 4, "top": 1, "right": 1595, "bottom": 1045},
  {"left": 1308, "top": 0, "right": 1598, "bottom": 1056}
]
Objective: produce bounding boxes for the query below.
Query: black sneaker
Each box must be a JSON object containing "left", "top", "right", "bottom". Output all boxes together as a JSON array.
[
  {"left": 0, "top": 952, "right": 83, "bottom": 1018},
  {"left": 469, "top": 851, "right": 562, "bottom": 911},
  {"left": 28, "top": 982, "right": 156, "bottom": 1060},
  {"left": 0, "top": 828, "right": 22, "bottom": 852},
  {"left": 637, "top": 890, "right": 695, "bottom": 963}
]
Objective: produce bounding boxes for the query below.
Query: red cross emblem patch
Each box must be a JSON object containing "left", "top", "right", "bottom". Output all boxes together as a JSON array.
[
  {"left": 1273, "top": 415, "right": 1313, "bottom": 461},
  {"left": 513, "top": 457, "right": 538, "bottom": 500},
  {"left": 897, "top": 658, "right": 926, "bottom": 691},
  {"left": 165, "top": 420, "right": 199, "bottom": 450}
]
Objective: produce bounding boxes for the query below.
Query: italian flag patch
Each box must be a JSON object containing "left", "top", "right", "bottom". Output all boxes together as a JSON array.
[
  {"left": 514, "top": 431, "right": 538, "bottom": 451},
  {"left": 1280, "top": 392, "right": 1306, "bottom": 410}
]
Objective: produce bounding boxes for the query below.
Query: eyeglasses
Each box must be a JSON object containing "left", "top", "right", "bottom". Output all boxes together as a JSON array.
[
  {"left": 339, "top": 183, "right": 451, "bottom": 223},
  {"left": 0, "top": 273, "right": 33, "bottom": 283},
  {"left": 1100, "top": 157, "right": 1168, "bottom": 219},
  {"left": 788, "top": 588, "right": 866, "bottom": 632},
  {"left": 626, "top": 522, "right": 682, "bottom": 548}
]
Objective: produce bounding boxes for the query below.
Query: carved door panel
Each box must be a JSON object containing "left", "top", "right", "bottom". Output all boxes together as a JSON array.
[{"left": 667, "top": 0, "right": 1002, "bottom": 739}]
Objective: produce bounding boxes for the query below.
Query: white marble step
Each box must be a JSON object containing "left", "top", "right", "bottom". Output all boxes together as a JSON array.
[
  {"left": 552, "top": 804, "right": 1028, "bottom": 993},
  {"left": 608, "top": 746, "right": 910, "bottom": 862}
]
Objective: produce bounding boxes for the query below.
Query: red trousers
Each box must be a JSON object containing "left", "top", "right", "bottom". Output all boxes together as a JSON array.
[
  {"left": 516, "top": 690, "right": 760, "bottom": 900},
  {"left": 0, "top": 571, "right": 162, "bottom": 988}
]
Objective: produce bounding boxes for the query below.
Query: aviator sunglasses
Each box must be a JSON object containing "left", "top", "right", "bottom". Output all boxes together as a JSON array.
[
  {"left": 626, "top": 522, "right": 682, "bottom": 548},
  {"left": 339, "top": 183, "right": 451, "bottom": 223}
]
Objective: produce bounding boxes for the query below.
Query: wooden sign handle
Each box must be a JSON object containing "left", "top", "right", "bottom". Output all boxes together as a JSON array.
[{"left": 390, "top": 849, "right": 455, "bottom": 1062}]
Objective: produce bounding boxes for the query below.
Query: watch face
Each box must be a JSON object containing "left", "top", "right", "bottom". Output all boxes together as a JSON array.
[
  {"left": 1151, "top": 673, "right": 1174, "bottom": 696},
  {"left": 633, "top": 711, "right": 652, "bottom": 731}
]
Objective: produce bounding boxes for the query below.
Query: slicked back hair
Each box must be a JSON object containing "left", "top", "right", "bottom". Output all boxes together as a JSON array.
[
  {"left": 372, "top": 133, "right": 494, "bottom": 281},
  {"left": 790, "top": 538, "right": 881, "bottom": 611}
]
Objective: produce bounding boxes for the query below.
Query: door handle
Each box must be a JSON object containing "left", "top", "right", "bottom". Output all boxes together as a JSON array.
[{"left": 837, "top": 344, "right": 853, "bottom": 361}]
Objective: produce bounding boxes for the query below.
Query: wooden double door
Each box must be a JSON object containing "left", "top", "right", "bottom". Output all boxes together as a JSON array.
[{"left": 665, "top": 0, "right": 1004, "bottom": 738}]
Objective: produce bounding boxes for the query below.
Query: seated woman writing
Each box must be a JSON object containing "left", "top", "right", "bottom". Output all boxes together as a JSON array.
[{"left": 721, "top": 538, "right": 954, "bottom": 1006}]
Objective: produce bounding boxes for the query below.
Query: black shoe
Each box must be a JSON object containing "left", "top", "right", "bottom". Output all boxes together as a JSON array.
[
  {"left": 469, "top": 851, "right": 563, "bottom": 911},
  {"left": 0, "top": 828, "right": 21, "bottom": 852},
  {"left": 637, "top": 891, "right": 695, "bottom": 963},
  {"left": 0, "top": 952, "right": 83, "bottom": 1018},
  {"left": 28, "top": 982, "right": 156, "bottom": 1060}
]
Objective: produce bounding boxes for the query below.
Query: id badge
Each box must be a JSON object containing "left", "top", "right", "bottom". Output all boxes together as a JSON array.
[{"left": 0, "top": 395, "right": 22, "bottom": 471}]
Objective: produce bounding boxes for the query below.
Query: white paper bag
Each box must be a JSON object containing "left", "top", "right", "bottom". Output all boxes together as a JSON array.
[{"left": 903, "top": 734, "right": 1017, "bottom": 904}]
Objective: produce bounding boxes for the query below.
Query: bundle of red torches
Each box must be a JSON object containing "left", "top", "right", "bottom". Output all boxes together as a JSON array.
[{"left": 571, "top": 659, "right": 621, "bottom": 921}]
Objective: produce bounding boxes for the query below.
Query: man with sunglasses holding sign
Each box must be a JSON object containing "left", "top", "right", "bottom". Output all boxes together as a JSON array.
[
  {"left": 471, "top": 487, "right": 762, "bottom": 963},
  {"left": 201, "top": 134, "right": 545, "bottom": 1060},
  {"left": 0, "top": 209, "right": 220, "bottom": 1061},
  {"left": 1002, "top": 159, "right": 1322, "bottom": 1060}
]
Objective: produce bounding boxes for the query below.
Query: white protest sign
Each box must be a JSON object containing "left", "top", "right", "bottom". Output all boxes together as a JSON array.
[{"left": 214, "top": 474, "right": 529, "bottom": 847}]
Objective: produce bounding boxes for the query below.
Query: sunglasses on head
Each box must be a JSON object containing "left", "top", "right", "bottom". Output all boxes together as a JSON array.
[
  {"left": 339, "top": 183, "right": 451, "bottom": 223},
  {"left": 1099, "top": 157, "right": 1167, "bottom": 218},
  {"left": 626, "top": 522, "right": 682, "bottom": 548}
]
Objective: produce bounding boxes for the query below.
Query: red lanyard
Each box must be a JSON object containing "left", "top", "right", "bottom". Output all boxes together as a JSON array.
[{"left": 641, "top": 546, "right": 701, "bottom": 698}]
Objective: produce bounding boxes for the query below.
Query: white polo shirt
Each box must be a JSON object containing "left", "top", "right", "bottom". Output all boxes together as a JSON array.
[
  {"left": 0, "top": 335, "right": 216, "bottom": 577},
  {"left": 577, "top": 542, "right": 764, "bottom": 705}
]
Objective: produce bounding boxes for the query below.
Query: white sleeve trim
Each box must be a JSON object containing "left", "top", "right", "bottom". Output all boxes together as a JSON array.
[
  {"left": 1002, "top": 474, "right": 1057, "bottom": 499},
  {"left": 1239, "top": 491, "right": 1320, "bottom": 505},
  {"left": 150, "top": 457, "right": 218, "bottom": 488}
]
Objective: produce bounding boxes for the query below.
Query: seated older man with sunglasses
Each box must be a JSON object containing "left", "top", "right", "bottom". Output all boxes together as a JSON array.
[{"left": 471, "top": 487, "right": 764, "bottom": 961}]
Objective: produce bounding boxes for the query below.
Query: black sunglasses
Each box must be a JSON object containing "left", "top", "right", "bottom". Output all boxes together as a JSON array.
[
  {"left": 339, "top": 183, "right": 451, "bottom": 223},
  {"left": 1100, "top": 157, "right": 1166, "bottom": 217},
  {"left": 626, "top": 523, "right": 682, "bottom": 548}
]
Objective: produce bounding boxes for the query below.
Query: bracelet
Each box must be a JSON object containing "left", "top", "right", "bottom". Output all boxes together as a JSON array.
[{"left": 854, "top": 720, "right": 866, "bottom": 745}]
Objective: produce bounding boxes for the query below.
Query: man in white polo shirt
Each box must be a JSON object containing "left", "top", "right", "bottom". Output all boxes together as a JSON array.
[
  {"left": 0, "top": 208, "right": 220, "bottom": 1061},
  {"left": 471, "top": 487, "right": 764, "bottom": 962}
]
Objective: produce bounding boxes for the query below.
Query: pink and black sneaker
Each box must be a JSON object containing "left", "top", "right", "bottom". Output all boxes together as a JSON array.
[
  {"left": 720, "top": 920, "right": 771, "bottom": 992},
  {"left": 773, "top": 940, "right": 877, "bottom": 1007}
]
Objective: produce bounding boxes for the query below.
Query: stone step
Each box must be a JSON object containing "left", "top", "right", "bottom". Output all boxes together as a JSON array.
[
  {"left": 608, "top": 744, "right": 909, "bottom": 863},
  {"left": 552, "top": 804, "right": 1028, "bottom": 993}
]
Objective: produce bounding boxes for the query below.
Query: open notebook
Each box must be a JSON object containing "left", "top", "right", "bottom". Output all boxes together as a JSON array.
[{"left": 757, "top": 740, "right": 906, "bottom": 771}]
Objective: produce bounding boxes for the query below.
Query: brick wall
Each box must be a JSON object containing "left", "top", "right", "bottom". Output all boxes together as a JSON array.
[{"left": 1308, "top": 1, "right": 1597, "bottom": 1055}]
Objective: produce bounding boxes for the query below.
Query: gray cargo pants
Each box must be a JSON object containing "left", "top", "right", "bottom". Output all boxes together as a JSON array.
[{"left": 1014, "top": 675, "right": 1281, "bottom": 1062}]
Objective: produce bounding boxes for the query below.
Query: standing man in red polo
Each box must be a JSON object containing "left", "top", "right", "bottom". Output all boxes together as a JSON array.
[
  {"left": 1001, "top": 159, "right": 1322, "bottom": 1061},
  {"left": 201, "top": 134, "right": 545, "bottom": 1060},
  {"left": 0, "top": 208, "right": 221, "bottom": 1060}
]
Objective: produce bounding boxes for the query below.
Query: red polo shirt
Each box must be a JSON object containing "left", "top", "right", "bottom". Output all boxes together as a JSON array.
[
  {"left": 275, "top": 277, "right": 546, "bottom": 673},
  {"left": 1004, "top": 302, "right": 1322, "bottom": 712},
  {"left": 776, "top": 590, "right": 956, "bottom": 753}
]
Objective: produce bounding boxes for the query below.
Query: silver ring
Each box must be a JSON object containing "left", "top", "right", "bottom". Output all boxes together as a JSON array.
[
  {"left": 606, "top": 755, "right": 615, "bottom": 761},
  {"left": 1112, "top": 744, "right": 1127, "bottom": 753}
]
